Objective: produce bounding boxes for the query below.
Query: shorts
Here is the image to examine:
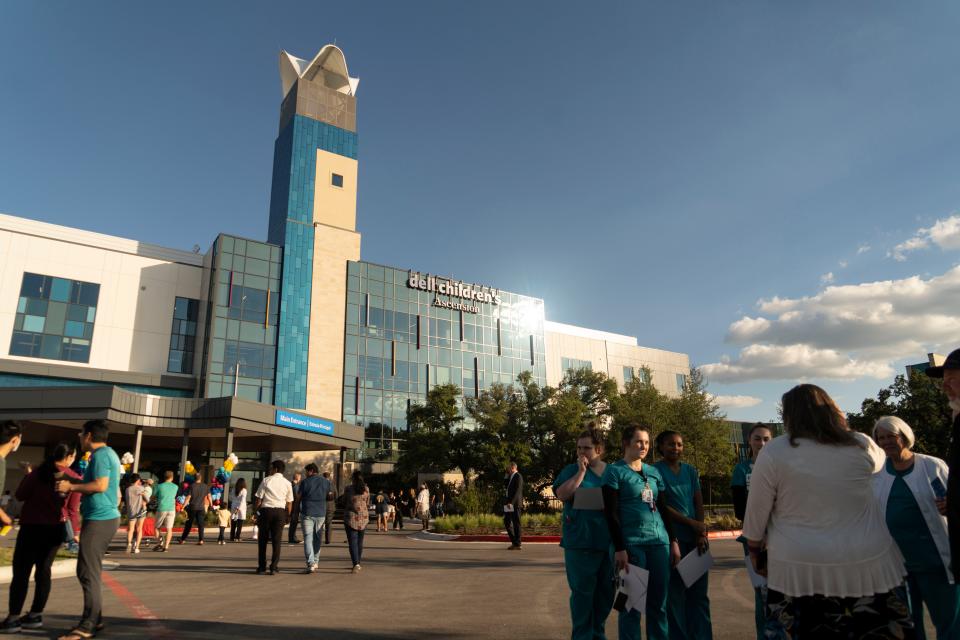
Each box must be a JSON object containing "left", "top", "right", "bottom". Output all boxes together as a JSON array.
[
  {"left": 128, "top": 509, "right": 147, "bottom": 521},
  {"left": 155, "top": 511, "right": 176, "bottom": 529}
]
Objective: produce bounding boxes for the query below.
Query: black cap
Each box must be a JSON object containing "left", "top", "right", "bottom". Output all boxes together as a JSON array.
[{"left": 925, "top": 348, "right": 960, "bottom": 378}]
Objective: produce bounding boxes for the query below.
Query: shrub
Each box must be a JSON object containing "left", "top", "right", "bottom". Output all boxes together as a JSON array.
[{"left": 453, "top": 484, "right": 500, "bottom": 515}]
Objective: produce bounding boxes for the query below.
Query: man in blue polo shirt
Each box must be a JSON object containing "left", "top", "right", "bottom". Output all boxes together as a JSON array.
[
  {"left": 297, "top": 463, "right": 332, "bottom": 573},
  {"left": 56, "top": 420, "right": 121, "bottom": 639}
]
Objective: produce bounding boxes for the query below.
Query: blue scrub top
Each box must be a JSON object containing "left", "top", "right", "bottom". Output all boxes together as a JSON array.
[
  {"left": 884, "top": 461, "right": 943, "bottom": 574},
  {"left": 553, "top": 463, "right": 611, "bottom": 551},
  {"left": 731, "top": 459, "right": 752, "bottom": 491},
  {"left": 80, "top": 446, "right": 121, "bottom": 521},
  {"left": 654, "top": 461, "right": 701, "bottom": 543},
  {"left": 602, "top": 460, "right": 669, "bottom": 547}
]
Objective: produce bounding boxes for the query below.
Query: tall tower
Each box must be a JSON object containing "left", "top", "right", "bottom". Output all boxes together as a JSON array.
[{"left": 268, "top": 45, "right": 361, "bottom": 414}]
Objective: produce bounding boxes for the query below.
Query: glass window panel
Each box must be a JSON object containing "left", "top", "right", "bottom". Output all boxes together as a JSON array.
[
  {"left": 50, "top": 278, "right": 71, "bottom": 302},
  {"left": 244, "top": 258, "right": 269, "bottom": 277},
  {"left": 64, "top": 321, "right": 84, "bottom": 337},
  {"left": 66, "top": 305, "right": 86, "bottom": 322},
  {"left": 9, "top": 332, "right": 38, "bottom": 356},
  {"left": 25, "top": 298, "right": 48, "bottom": 316},
  {"left": 245, "top": 242, "right": 269, "bottom": 261},
  {"left": 39, "top": 335, "right": 61, "bottom": 359},
  {"left": 19, "top": 273, "right": 45, "bottom": 299},
  {"left": 22, "top": 315, "right": 45, "bottom": 332},
  {"left": 44, "top": 302, "right": 67, "bottom": 335},
  {"left": 86, "top": 306, "right": 97, "bottom": 322}
]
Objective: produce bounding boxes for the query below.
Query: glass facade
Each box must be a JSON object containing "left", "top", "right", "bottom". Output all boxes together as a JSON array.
[
  {"left": 10, "top": 273, "right": 99, "bottom": 363},
  {"left": 200, "top": 235, "right": 281, "bottom": 402},
  {"left": 561, "top": 357, "right": 592, "bottom": 373},
  {"left": 343, "top": 261, "right": 546, "bottom": 461},
  {"left": 167, "top": 297, "right": 199, "bottom": 374},
  {"left": 676, "top": 373, "right": 687, "bottom": 392},
  {"left": 623, "top": 366, "right": 634, "bottom": 384}
]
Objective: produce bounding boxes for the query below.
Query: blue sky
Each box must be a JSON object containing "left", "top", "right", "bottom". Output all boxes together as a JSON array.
[{"left": 3, "top": 2, "right": 960, "bottom": 420}]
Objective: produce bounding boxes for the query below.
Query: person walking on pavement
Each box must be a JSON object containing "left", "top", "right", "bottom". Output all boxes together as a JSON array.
[
  {"left": 416, "top": 483, "right": 431, "bottom": 532},
  {"left": 254, "top": 460, "right": 293, "bottom": 575},
  {"left": 55, "top": 420, "right": 122, "bottom": 640},
  {"left": 297, "top": 464, "right": 331, "bottom": 573},
  {"left": 390, "top": 491, "right": 404, "bottom": 531},
  {"left": 343, "top": 471, "right": 370, "bottom": 573},
  {"left": 178, "top": 472, "right": 210, "bottom": 545},
  {"left": 322, "top": 472, "right": 337, "bottom": 545},
  {"left": 504, "top": 462, "right": 523, "bottom": 550},
  {"left": 230, "top": 478, "right": 247, "bottom": 542},
  {"left": 152, "top": 471, "right": 178, "bottom": 552},
  {"left": 0, "top": 441, "right": 79, "bottom": 634},
  {"left": 0, "top": 422, "right": 23, "bottom": 536},
  {"left": 288, "top": 471, "right": 302, "bottom": 544},
  {"left": 124, "top": 474, "right": 148, "bottom": 554}
]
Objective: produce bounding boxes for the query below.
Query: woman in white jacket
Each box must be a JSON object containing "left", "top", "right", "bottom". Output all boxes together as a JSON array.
[{"left": 873, "top": 416, "right": 960, "bottom": 639}]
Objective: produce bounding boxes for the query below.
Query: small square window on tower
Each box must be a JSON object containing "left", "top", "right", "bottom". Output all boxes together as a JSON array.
[{"left": 331, "top": 173, "right": 344, "bottom": 188}]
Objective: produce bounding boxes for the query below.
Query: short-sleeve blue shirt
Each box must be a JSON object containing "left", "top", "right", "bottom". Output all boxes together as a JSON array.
[
  {"left": 654, "top": 461, "right": 701, "bottom": 543},
  {"left": 602, "top": 460, "right": 669, "bottom": 547},
  {"left": 80, "top": 446, "right": 121, "bottom": 521},
  {"left": 553, "top": 463, "right": 611, "bottom": 551}
]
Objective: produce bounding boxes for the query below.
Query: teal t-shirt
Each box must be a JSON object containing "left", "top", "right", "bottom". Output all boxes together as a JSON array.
[
  {"left": 553, "top": 462, "right": 611, "bottom": 551},
  {"left": 602, "top": 460, "right": 669, "bottom": 547},
  {"left": 153, "top": 481, "right": 178, "bottom": 512},
  {"left": 654, "top": 461, "right": 701, "bottom": 543},
  {"left": 884, "top": 461, "right": 943, "bottom": 574},
  {"left": 80, "top": 446, "right": 121, "bottom": 521},
  {"left": 731, "top": 459, "right": 752, "bottom": 491}
]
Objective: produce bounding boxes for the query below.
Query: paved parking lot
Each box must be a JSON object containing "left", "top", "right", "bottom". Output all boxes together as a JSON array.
[{"left": 5, "top": 526, "right": 932, "bottom": 639}]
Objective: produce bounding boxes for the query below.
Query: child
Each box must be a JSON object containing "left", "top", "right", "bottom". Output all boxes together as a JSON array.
[{"left": 217, "top": 503, "right": 231, "bottom": 545}]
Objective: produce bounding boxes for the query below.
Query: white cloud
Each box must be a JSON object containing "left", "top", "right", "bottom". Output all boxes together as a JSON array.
[
  {"left": 820, "top": 272, "right": 835, "bottom": 285},
  {"left": 889, "top": 213, "right": 960, "bottom": 261},
  {"left": 709, "top": 394, "right": 763, "bottom": 409},
  {"left": 857, "top": 244, "right": 871, "bottom": 255},
  {"left": 838, "top": 260, "right": 848, "bottom": 268},
  {"left": 702, "top": 265, "right": 960, "bottom": 383}
]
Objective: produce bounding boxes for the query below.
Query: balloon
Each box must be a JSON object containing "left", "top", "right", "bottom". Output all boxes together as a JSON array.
[
  {"left": 184, "top": 461, "right": 196, "bottom": 475},
  {"left": 121, "top": 452, "right": 135, "bottom": 466}
]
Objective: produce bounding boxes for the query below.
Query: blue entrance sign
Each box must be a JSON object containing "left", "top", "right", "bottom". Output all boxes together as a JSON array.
[{"left": 275, "top": 409, "right": 335, "bottom": 435}]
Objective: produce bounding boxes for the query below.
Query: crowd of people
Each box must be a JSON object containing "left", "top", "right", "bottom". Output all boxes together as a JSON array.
[{"left": 554, "top": 346, "right": 960, "bottom": 640}]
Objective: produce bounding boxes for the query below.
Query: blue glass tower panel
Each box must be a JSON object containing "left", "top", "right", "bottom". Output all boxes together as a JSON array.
[{"left": 268, "top": 115, "right": 358, "bottom": 409}]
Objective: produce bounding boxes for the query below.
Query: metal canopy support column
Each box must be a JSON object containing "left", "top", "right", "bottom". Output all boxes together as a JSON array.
[
  {"left": 223, "top": 427, "right": 234, "bottom": 507},
  {"left": 131, "top": 426, "right": 143, "bottom": 473},
  {"left": 338, "top": 447, "right": 346, "bottom": 494},
  {"left": 178, "top": 428, "right": 190, "bottom": 484}
]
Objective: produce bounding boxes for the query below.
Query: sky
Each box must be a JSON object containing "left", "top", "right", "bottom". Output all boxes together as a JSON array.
[{"left": 2, "top": 2, "right": 960, "bottom": 421}]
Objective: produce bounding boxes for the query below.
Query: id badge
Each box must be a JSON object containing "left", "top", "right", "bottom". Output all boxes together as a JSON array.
[{"left": 642, "top": 487, "right": 655, "bottom": 511}]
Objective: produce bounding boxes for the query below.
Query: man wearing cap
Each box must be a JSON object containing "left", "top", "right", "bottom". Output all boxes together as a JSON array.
[{"left": 926, "top": 348, "right": 960, "bottom": 580}]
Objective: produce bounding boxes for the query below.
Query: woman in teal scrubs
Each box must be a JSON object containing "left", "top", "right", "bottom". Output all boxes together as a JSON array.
[
  {"left": 553, "top": 427, "right": 614, "bottom": 640},
  {"left": 602, "top": 424, "right": 681, "bottom": 640},
  {"left": 654, "top": 430, "right": 713, "bottom": 640},
  {"left": 731, "top": 423, "right": 772, "bottom": 640},
  {"left": 873, "top": 416, "right": 959, "bottom": 639}
]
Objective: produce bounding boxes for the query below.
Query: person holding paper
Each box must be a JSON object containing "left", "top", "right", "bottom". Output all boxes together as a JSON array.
[
  {"left": 731, "top": 423, "right": 772, "bottom": 640},
  {"left": 743, "top": 384, "right": 912, "bottom": 638},
  {"left": 653, "top": 431, "right": 713, "bottom": 640},
  {"left": 602, "top": 424, "right": 680, "bottom": 640},
  {"left": 872, "top": 416, "right": 959, "bottom": 639},
  {"left": 503, "top": 462, "right": 523, "bottom": 550},
  {"left": 553, "top": 426, "right": 613, "bottom": 640}
]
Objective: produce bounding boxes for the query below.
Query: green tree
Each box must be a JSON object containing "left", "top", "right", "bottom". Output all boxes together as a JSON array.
[
  {"left": 847, "top": 374, "right": 952, "bottom": 459},
  {"left": 608, "top": 366, "right": 670, "bottom": 459},
  {"left": 663, "top": 368, "right": 735, "bottom": 504},
  {"left": 465, "top": 381, "right": 531, "bottom": 487},
  {"left": 397, "top": 384, "right": 470, "bottom": 480}
]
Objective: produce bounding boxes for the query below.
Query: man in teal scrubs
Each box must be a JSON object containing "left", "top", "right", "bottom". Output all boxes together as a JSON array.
[
  {"left": 654, "top": 430, "right": 713, "bottom": 640},
  {"left": 603, "top": 425, "right": 681, "bottom": 640},
  {"left": 57, "top": 420, "right": 121, "bottom": 639},
  {"left": 553, "top": 428, "right": 614, "bottom": 640}
]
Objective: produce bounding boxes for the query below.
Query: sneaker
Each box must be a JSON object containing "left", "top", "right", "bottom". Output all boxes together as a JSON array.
[
  {"left": 0, "top": 616, "right": 21, "bottom": 633},
  {"left": 133, "top": 547, "right": 140, "bottom": 554},
  {"left": 125, "top": 544, "right": 132, "bottom": 554},
  {"left": 18, "top": 613, "right": 42, "bottom": 629},
  {"left": 310, "top": 563, "right": 318, "bottom": 573},
  {"left": 351, "top": 564, "right": 361, "bottom": 573},
  {"left": 152, "top": 544, "right": 163, "bottom": 552}
]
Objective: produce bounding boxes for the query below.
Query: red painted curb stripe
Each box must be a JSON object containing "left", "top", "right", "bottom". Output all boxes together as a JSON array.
[{"left": 102, "top": 572, "right": 174, "bottom": 639}]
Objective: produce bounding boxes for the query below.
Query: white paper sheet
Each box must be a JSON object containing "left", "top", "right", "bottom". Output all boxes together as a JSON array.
[
  {"left": 619, "top": 564, "right": 649, "bottom": 614},
  {"left": 503, "top": 504, "right": 514, "bottom": 513},
  {"left": 744, "top": 554, "right": 767, "bottom": 588},
  {"left": 572, "top": 487, "right": 604, "bottom": 510},
  {"left": 676, "top": 548, "right": 714, "bottom": 588}
]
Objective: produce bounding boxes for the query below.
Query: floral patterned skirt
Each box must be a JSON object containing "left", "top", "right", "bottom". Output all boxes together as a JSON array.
[{"left": 764, "top": 586, "right": 916, "bottom": 639}]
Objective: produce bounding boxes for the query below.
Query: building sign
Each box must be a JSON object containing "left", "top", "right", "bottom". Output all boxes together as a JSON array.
[
  {"left": 275, "top": 409, "right": 334, "bottom": 435},
  {"left": 407, "top": 271, "right": 501, "bottom": 314}
]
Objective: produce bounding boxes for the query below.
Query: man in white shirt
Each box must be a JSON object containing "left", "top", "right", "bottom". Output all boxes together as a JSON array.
[{"left": 254, "top": 459, "right": 294, "bottom": 575}]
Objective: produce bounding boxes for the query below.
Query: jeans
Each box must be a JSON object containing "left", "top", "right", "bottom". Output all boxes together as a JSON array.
[
  {"left": 180, "top": 510, "right": 205, "bottom": 542},
  {"left": 10, "top": 524, "right": 62, "bottom": 615},
  {"left": 324, "top": 504, "right": 335, "bottom": 544},
  {"left": 345, "top": 524, "right": 365, "bottom": 566},
  {"left": 230, "top": 519, "right": 243, "bottom": 541},
  {"left": 76, "top": 518, "right": 119, "bottom": 631},
  {"left": 301, "top": 515, "right": 326, "bottom": 566}
]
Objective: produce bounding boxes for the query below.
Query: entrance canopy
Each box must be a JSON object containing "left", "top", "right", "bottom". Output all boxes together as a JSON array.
[{"left": 0, "top": 385, "right": 363, "bottom": 454}]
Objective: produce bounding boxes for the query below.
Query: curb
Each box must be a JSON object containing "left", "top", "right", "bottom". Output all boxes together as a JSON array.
[
  {"left": 0, "top": 558, "right": 77, "bottom": 586},
  {"left": 412, "top": 530, "right": 743, "bottom": 543}
]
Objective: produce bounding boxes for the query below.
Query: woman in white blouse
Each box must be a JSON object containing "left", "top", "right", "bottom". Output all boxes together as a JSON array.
[{"left": 742, "top": 384, "right": 913, "bottom": 638}]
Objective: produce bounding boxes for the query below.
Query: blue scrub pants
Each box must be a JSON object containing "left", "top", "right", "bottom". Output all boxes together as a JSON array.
[
  {"left": 563, "top": 548, "right": 615, "bottom": 640},
  {"left": 907, "top": 570, "right": 960, "bottom": 639},
  {"left": 617, "top": 543, "right": 670, "bottom": 640},
  {"left": 667, "top": 538, "right": 713, "bottom": 640}
]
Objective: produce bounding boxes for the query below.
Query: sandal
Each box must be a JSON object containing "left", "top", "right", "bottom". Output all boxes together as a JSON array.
[{"left": 57, "top": 628, "right": 95, "bottom": 640}]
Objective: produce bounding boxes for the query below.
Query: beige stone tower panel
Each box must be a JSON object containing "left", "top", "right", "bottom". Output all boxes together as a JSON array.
[{"left": 313, "top": 149, "right": 358, "bottom": 231}]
